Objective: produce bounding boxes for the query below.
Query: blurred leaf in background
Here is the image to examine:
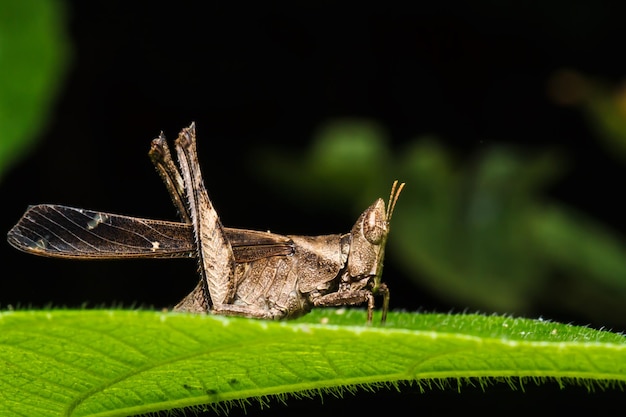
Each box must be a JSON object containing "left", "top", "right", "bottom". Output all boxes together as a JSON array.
[
  {"left": 253, "top": 115, "right": 626, "bottom": 325},
  {"left": 0, "top": 0, "right": 70, "bottom": 180},
  {"left": 548, "top": 68, "right": 626, "bottom": 162},
  {"left": 255, "top": 119, "right": 394, "bottom": 213}
]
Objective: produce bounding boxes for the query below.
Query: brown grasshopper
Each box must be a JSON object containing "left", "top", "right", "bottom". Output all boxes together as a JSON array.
[{"left": 7, "top": 123, "right": 404, "bottom": 323}]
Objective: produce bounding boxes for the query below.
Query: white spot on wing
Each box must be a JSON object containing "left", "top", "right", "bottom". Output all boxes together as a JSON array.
[
  {"left": 34, "top": 238, "right": 48, "bottom": 250},
  {"left": 87, "top": 213, "right": 109, "bottom": 230}
]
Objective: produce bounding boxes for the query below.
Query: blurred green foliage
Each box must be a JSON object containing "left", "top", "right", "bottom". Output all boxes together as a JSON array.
[
  {"left": 548, "top": 68, "right": 626, "bottom": 159},
  {"left": 254, "top": 103, "right": 626, "bottom": 324},
  {"left": 0, "top": 0, "right": 69, "bottom": 180}
]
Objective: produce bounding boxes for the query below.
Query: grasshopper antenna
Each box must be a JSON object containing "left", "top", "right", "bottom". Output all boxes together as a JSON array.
[{"left": 387, "top": 180, "right": 405, "bottom": 221}]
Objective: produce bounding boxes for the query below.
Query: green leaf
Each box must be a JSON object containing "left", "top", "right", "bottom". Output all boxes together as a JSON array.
[{"left": 1, "top": 309, "right": 625, "bottom": 416}]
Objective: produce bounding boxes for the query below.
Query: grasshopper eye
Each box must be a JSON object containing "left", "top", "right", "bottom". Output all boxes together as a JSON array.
[{"left": 363, "top": 209, "right": 386, "bottom": 245}]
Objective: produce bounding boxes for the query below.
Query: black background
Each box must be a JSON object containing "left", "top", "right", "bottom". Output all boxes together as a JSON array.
[{"left": 2, "top": 2, "right": 625, "bottom": 415}]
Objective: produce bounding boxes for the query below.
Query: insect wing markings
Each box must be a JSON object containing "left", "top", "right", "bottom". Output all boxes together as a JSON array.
[
  {"left": 7, "top": 205, "right": 196, "bottom": 259},
  {"left": 8, "top": 205, "right": 295, "bottom": 261}
]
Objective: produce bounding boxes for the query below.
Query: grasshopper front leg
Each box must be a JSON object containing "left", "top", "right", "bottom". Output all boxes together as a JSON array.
[{"left": 311, "top": 283, "right": 390, "bottom": 323}]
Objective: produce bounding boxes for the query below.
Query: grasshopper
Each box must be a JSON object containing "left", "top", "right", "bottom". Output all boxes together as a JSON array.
[{"left": 7, "top": 123, "right": 404, "bottom": 323}]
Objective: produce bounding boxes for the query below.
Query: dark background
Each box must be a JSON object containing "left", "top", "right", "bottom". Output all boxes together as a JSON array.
[{"left": 2, "top": 2, "right": 625, "bottom": 415}]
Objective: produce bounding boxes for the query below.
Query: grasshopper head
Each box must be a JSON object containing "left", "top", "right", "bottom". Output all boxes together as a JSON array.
[{"left": 347, "top": 181, "right": 405, "bottom": 293}]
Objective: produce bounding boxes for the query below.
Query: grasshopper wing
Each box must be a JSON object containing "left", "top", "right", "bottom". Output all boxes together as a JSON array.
[
  {"left": 225, "top": 228, "right": 295, "bottom": 262},
  {"left": 7, "top": 205, "right": 295, "bottom": 262},
  {"left": 7, "top": 204, "right": 196, "bottom": 259}
]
